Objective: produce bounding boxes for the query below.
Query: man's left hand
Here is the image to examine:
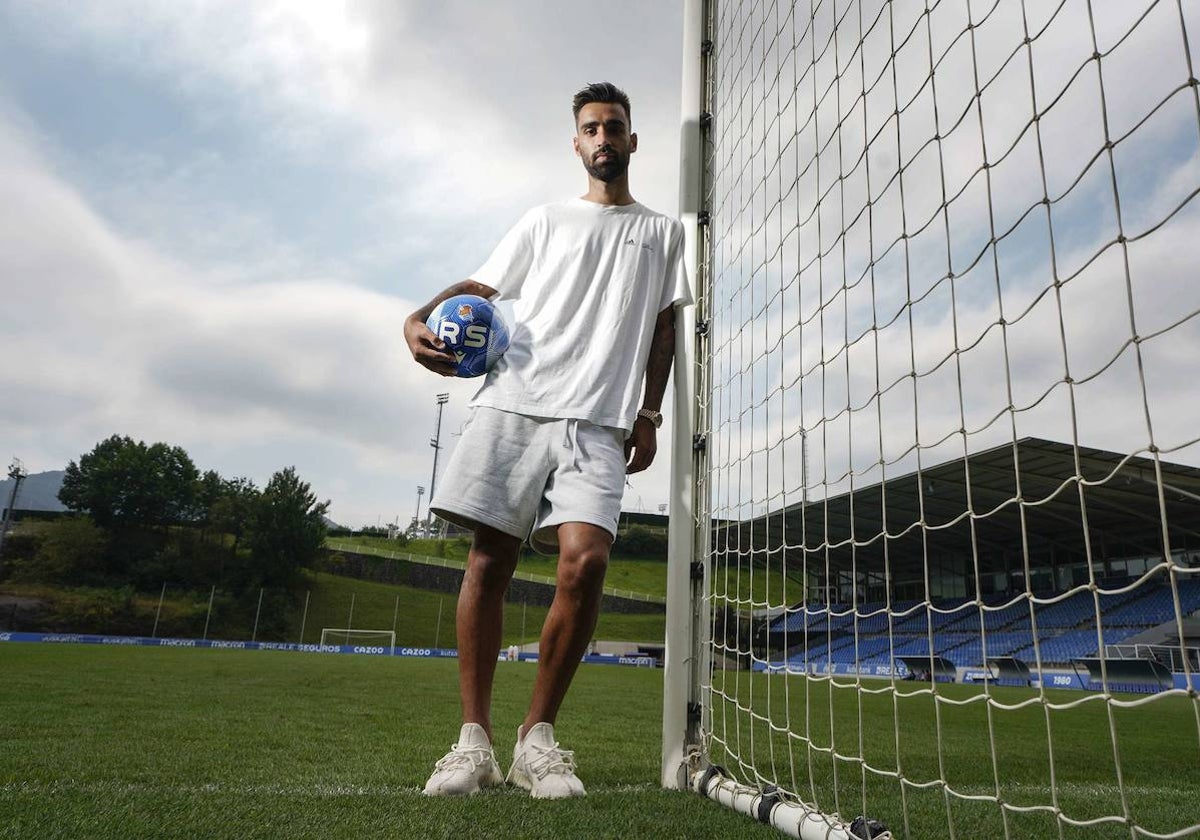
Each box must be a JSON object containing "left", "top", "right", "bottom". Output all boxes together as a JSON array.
[{"left": 625, "top": 417, "right": 657, "bottom": 473}]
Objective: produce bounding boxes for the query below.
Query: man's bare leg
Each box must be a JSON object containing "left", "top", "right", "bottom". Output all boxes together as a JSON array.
[
  {"left": 457, "top": 524, "right": 522, "bottom": 743},
  {"left": 521, "top": 522, "right": 611, "bottom": 731}
]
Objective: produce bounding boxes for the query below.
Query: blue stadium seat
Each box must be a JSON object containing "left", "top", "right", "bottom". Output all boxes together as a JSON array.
[{"left": 768, "top": 578, "right": 1199, "bottom": 673}]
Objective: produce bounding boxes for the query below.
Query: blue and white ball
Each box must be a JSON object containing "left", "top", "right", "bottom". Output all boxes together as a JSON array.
[{"left": 424, "top": 294, "right": 510, "bottom": 378}]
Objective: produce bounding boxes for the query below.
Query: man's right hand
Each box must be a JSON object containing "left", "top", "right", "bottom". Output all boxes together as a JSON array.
[{"left": 404, "top": 315, "right": 459, "bottom": 377}]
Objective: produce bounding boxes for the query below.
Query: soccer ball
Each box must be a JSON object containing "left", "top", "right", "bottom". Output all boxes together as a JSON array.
[{"left": 424, "top": 294, "right": 510, "bottom": 378}]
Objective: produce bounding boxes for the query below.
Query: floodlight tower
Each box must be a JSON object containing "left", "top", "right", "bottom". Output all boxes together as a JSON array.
[
  {"left": 0, "top": 459, "right": 27, "bottom": 571},
  {"left": 426, "top": 393, "right": 450, "bottom": 534},
  {"left": 414, "top": 485, "right": 425, "bottom": 535}
]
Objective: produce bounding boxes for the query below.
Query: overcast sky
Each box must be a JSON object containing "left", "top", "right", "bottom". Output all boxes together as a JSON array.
[{"left": 0, "top": 1, "right": 687, "bottom": 528}]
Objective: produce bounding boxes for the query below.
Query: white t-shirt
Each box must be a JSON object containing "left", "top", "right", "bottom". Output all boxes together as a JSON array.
[{"left": 469, "top": 197, "right": 692, "bottom": 431}]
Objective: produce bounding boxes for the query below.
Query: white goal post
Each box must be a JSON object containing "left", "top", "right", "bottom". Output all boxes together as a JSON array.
[
  {"left": 319, "top": 628, "right": 395, "bottom": 654},
  {"left": 666, "top": 0, "right": 1200, "bottom": 838}
]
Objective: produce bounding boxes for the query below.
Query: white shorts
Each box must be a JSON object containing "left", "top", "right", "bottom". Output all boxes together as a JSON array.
[{"left": 429, "top": 407, "right": 627, "bottom": 554}]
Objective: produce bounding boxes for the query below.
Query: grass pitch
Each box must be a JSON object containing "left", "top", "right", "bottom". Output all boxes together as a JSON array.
[
  {"left": 708, "top": 671, "right": 1200, "bottom": 839},
  {"left": 0, "top": 644, "right": 776, "bottom": 840},
  {"left": 3, "top": 645, "right": 1197, "bottom": 839}
]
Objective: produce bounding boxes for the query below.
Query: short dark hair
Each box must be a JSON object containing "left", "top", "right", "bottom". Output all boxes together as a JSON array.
[{"left": 572, "top": 82, "right": 631, "bottom": 125}]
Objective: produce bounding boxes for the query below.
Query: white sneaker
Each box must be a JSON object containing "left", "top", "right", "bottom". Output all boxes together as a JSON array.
[
  {"left": 506, "top": 722, "right": 586, "bottom": 799},
  {"left": 422, "top": 723, "right": 504, "bottom": 796}
]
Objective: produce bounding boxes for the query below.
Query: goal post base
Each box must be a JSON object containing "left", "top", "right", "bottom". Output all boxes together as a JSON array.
[{"left": 690, "top": 766, "right": 891, "bottom": 840}]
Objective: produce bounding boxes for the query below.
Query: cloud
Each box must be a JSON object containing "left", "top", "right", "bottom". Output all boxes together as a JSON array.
[
  {"left": 0, "top": 111, "right": 475, "bottom": 523},
  {"left": 2, "top": 0, "right": 684, "bottom": 216}
]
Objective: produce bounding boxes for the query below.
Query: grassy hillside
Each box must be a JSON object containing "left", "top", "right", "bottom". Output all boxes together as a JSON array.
[
  {"left": 328, "top": 534, "right": 807, "bottom": 604},
  {"left": 2, "top": 517, "right": 789, "bottom": 645},
  {"left": 0, "top": 570, "right": 666, "bottom": 647},
  {"left": 292, "top": 570, "right": 665, "bottom": 647},
  {"left": 0, "top": 580, "right": 215, "bottom": 638}
]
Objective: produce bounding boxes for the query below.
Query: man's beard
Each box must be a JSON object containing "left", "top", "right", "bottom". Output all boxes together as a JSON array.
[{"left": 584, "top": 151, "right": 628, "bottom": 182}]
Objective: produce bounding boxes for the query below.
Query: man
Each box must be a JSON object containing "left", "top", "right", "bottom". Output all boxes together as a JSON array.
[{"left": 404, "top": 82, "right": 691, "bottom": 799}]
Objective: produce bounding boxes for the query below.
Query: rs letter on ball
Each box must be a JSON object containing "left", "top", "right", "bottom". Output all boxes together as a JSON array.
[{"left": 424, "top": 294, "right": 510, "bottom": 378}]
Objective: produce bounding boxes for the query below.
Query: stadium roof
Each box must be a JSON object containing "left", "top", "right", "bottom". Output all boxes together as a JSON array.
[{"left": 714, "top": 438, "right": 1200, "bottom": 584}]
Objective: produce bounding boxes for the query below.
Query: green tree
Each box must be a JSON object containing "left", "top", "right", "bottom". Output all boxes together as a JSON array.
[
  {"left": 197, "top": 470, "right": 224, "bottom": 525},
  {"left": 613, "top": 524, "right": 669, "bottom": 558},
  {"left": 210, "top": 477, "right": 259, "bottom": 554},
  {"left": 59, "top": 435, "right": 200, "bottom": 529},
  {"left": 248, "top": 467, "right": 329, "bottom": 587},
  {"left": 13, "top": 518, "right": 108, "bottom": 584}
]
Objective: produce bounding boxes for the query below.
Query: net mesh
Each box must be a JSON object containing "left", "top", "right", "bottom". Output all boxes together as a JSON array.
[
  {"left": 695, "top": 0, "right": 1200, "bottom": 836},
  {"left": 319, "top": 628, "right": 395, "bottom": 648}
]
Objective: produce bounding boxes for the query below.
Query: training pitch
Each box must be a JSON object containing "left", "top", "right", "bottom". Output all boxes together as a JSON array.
[
  {"left": 1, "top": 644, "right": 1195, "bottom": 839},
  {"left": 0, "top": 645, "right": 776, "bottom": 840}
]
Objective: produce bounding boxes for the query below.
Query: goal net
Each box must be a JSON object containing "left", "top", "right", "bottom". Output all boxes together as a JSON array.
[
  {"left": 673, "top": 0, "right": 1200, "bottom": 837},
  {"left": 319, "top": 629, "right": 395, "bottom": 653}
]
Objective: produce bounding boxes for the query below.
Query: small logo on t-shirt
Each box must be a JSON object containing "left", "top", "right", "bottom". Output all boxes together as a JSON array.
[{"left": 625, "top": 238, "right": 635, "bottom": 245}]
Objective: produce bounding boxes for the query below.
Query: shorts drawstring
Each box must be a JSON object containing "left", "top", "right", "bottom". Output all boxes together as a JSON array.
[{"left": 561, "top": 419, "right": 581, "bottom": 472}]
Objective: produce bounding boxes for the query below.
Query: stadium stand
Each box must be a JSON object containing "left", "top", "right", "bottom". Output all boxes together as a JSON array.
[
  {"left": 753, "top": 439, "right": 1200, "bottom": 681},
  {"left": 738, "top": 440, "right": 1200, "bottom": 683},
  {"left": 767, "top": 577, "right": 1200, "bottom": 671}
]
